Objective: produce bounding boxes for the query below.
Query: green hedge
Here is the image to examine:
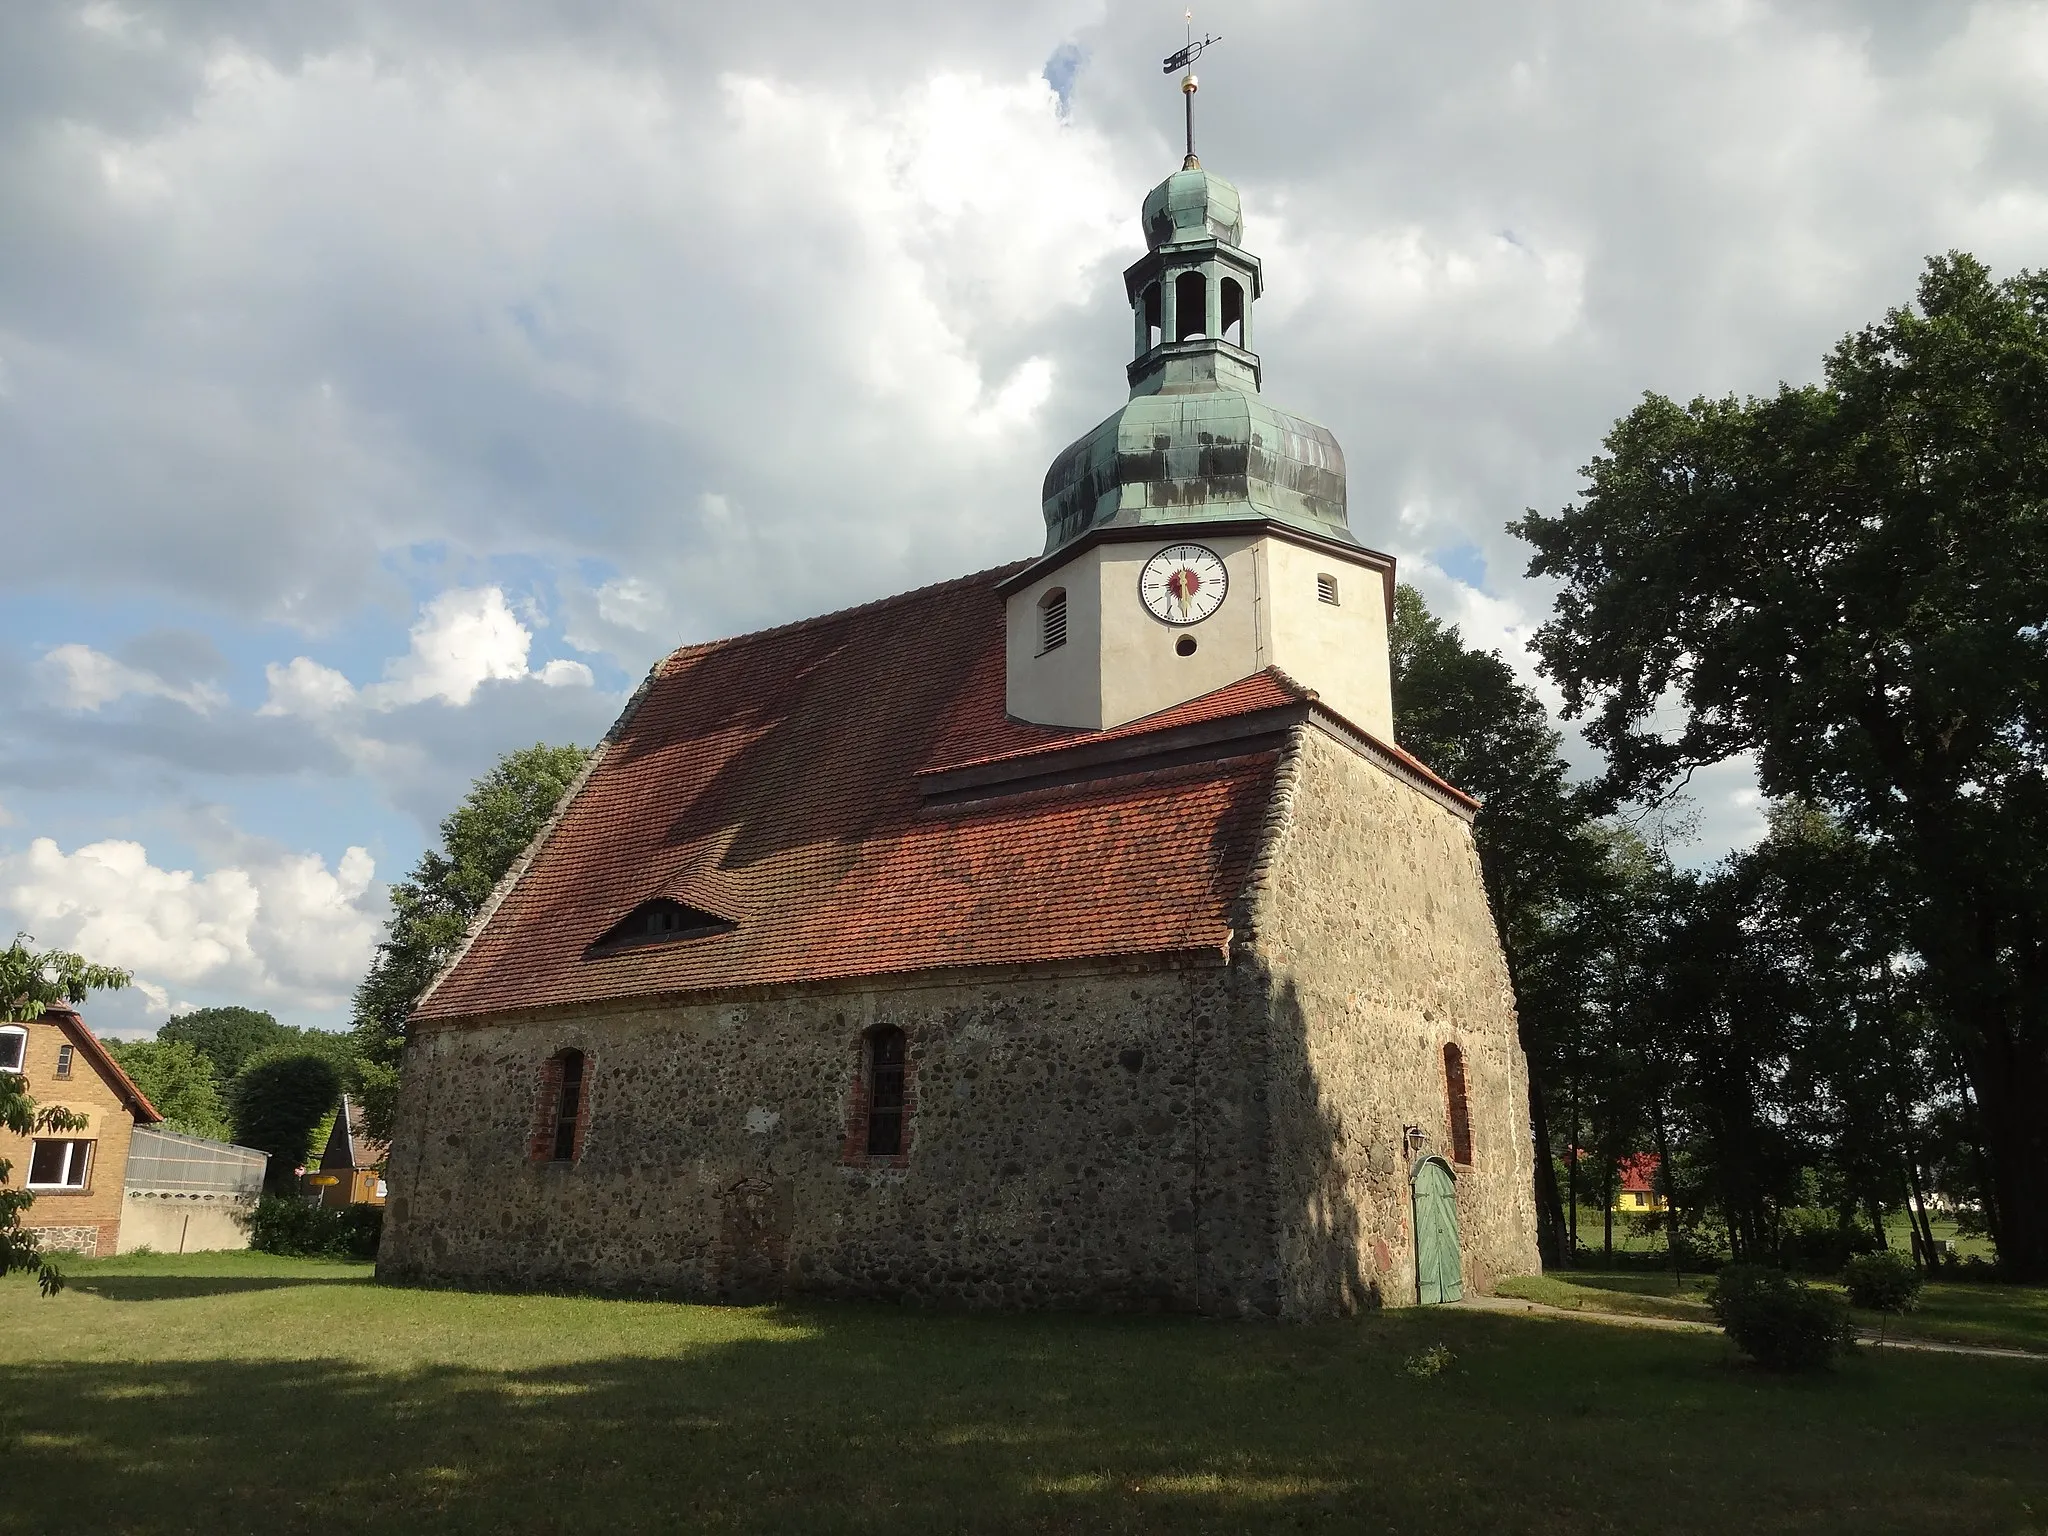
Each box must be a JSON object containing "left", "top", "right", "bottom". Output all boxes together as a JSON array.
[{"left": 243, "top": 1197, "right": 382, "bottom": 1260}]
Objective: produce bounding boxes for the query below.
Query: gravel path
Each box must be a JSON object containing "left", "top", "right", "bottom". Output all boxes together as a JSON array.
[{"left": 1455, "top": 1292, "right": 2048, "bottom": 1360}]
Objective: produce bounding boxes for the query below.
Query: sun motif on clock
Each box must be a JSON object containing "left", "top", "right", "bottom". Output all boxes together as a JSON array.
[{"left": 1139, "top": 543, "right": 1229, "bottom": 626}]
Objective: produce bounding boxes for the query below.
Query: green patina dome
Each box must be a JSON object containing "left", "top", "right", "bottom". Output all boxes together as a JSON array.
[
  {"left": 1040, "top": 164, "right": 1352, "bottom": 554},
  {"left": 1142, "top": 167, "right": 1243, "bottom": 249},
  {"left": 1041, "top": 391, "right": 1347, "bottom": 551}
]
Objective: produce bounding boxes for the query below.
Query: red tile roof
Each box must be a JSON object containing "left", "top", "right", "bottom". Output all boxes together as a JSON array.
[
  {"left": 41, "top": 1005, "right": 162, "bottom": 1124},
  {"left": 418, "top": 567, "right": 1434, "bottom": 1022},
  {"left": 1620, "top": 1154, "right": 1661, "bottom": 1194}
]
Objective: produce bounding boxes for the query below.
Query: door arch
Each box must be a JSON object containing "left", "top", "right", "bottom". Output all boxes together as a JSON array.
[{"left": 1412, "top": 1156, "right": 1463, "bottom": 1303}]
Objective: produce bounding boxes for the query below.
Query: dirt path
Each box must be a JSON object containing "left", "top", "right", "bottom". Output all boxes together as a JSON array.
[{"left": 1456, "top": 1293, "right": 2048, "bottom": 1360}]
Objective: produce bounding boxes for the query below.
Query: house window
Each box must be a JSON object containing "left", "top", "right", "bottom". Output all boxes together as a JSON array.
[
  {"left": 551, "top": 1050, "right": 585, "bottom": 1162},
  {"left": 28, "top": 1138, "right": 92, "bottom": 1191},
  {"left": 55, "top": 1044, "right": 73, "bottom": 1080},
  {"left": 1039, "top": 588, "right": 1068, "bottom": 653},
  {"left": 1317, "top": 572, "right": 1340, "bottom": 605},
  {"left": 1443, "top": 1043, "right": 1473, "bottom": 1165},
  {"left": 0, "top": 1027, "right": 24, "bottom": 1074},
  {"left": 865, "top": 1027, "right": 906, "bottom": 1157}
]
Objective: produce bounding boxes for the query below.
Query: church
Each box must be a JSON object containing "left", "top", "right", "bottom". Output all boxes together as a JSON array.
[{"left": 378, "top": 136, "right": 1541, "bottom": 1317}]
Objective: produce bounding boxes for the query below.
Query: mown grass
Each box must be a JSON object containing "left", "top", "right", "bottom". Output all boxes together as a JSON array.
[
  {"left": 1498, "top": 1267, "right": 2048, "bottom": 1354},
  {"left": 0, "top": 1251, "right": 2044, "bottom": 1535}
]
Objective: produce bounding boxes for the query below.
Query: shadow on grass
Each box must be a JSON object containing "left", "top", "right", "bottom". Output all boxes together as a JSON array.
[
  {"left": 67, "top": 1273, "right": 374, "bottom": 1302},
  {"left": 0, "top": 1306, "right": 2042, "bottom": 1536}
]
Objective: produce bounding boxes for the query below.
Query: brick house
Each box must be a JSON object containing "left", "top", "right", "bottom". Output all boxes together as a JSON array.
[
  {"left": 1, "top": 1005, "right": 161, "bottom": 1258},
  {"left": 379, "top": 157, "right": 1542, "bottom": 1316}
]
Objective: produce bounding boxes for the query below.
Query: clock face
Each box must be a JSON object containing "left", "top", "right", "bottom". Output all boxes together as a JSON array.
[{"left": 1139, "top": 543, "right": 1229, "bottom": 626}]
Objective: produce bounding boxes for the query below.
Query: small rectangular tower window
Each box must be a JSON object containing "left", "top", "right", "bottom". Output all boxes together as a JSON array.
[{"left": 1317, "top": 572, "right": 1340, "bottom": 605}]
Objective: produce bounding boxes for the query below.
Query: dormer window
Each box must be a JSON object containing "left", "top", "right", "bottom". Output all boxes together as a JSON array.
[
  {"left": 1038, "top": 588, "right": 1068, "bottom": 653},
  {"left": 0, "top": 1027, "right": 24, "bottom": 1074},
  {"left": 1317, "top": 572, "right": 1340, "bottom": 605},
  {"left": 589, "top": 898, "right": 734, "bottom": 956}
]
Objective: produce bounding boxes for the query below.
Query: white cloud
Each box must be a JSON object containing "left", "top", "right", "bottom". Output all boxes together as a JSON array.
[
  {"left": 0, "top": 835, "right": 382, "bottom": 1016},
  {"left": 258, "top": 655, "right": 357, "bottom": 716},
  {"left": 261, "top": 586, "right": 595, "bottom": 719},
  {"left": 363, "top": 587, "right": 532, "bottom": 708},
  {"left": 37, "top": 644, "right": 225, "bottom": 713}
]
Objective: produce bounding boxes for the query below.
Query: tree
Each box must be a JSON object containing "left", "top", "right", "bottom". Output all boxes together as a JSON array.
[
  {"left": 231, "top": 1053, "right": 343, "bottom": 1195},
  {"left": 1515, "top": 253, "right": 2048, "bottom": 1277},
  {"left": 1390, "top": 586, "right": 1610, "bottom": 1264},
  {"left": 157, "top": 1006, "right": 293, "bottom": 1084},
  {"left": 350, "top": 743, "right": 588, "bottom": 1138},
  {"left": 0, "top": 935, "right": 131, "bottom": 1293},
  {"left": 103, "top": 1038, "right": 234, "bottom": 1142}
]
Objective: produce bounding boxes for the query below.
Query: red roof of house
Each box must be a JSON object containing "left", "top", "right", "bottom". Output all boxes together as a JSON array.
[
  {"left": 418, "top": 566, "right": 1435, "bottom": 1022},
  {"left": 1619, "top": 1154, "right": 1660, "bottom": 1194},
  {"left": 40, "top": 1005, "right": 162, "bottom": 1124}
]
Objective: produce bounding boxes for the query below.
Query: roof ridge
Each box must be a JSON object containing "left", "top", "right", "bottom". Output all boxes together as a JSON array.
[{"left": 657, "top": 561, "right": 1033, "bottom": 674}]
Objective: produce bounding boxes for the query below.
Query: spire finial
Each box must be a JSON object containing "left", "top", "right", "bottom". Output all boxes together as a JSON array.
[{"left": 1162, "top": 13, "right": 1221, "bottom": 171}]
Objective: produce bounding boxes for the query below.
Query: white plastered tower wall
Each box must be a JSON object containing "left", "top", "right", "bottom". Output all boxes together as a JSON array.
[{"left": 1004, "top": 531, "right": 1395, "bottom": 736}]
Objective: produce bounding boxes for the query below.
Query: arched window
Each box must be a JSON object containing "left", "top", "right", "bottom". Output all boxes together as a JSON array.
[
  {"left": 1221, "top": 277, "right": 1245, "bottom": 345},
  {"left": 1175, "top": 271, "right": 1207, "bottom": 340},
  {"left": 1143, "top": 282, "right": 1162, "bottom": 350},
  {"left": 1443, "top": 1043, "right": 1473, "bottom": 1165},
  {"left": 1317, "top": 572, "right": 1340, "bottom": 605},
  {"left": 0, "top": 1026, "right": 25, "bottom": 1075},
  {"left": 1038, "top": 587, "right": 1068, "bottom": 653},
  {"left": 865, "top": 1027, "right": 906, "bottom": 1157},
  {"left": 535, "top": 1048, "right": 587, "bottom": 1164}
]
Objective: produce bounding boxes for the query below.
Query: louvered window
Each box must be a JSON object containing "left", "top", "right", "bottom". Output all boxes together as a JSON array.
[
  {"left": 1317, "top": 572, "right": 1340, "bottom": 605},
  {"left": 1039, "top": 588, "right": 1068, "bottom": 653}
]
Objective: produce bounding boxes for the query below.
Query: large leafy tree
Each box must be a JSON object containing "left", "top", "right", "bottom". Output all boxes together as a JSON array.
[
  {"left": 0, "top": 936, "right": 131, "bottom": 1292},
  {"left": 103, "top": 1038, "right": 233, "bottom": 1142},
  {"left": 157, "top": 1006, "right": 295, "bottom": 1084},
  {"left": 1516, "top": 253, "right": 2048, "bottom": 1278},
  {"left": 1391, "top": 586, "right": 1611, "bottom": 1263},
  {"left": 351, "top": 743, "right": 589, "bottom": 1137},
  {"left": 232, "top": 1053, "right": 344, "bottom": 1195}
]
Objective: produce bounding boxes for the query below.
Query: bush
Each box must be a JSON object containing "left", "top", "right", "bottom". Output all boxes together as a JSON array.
[
  {"left": 1779, "top": 1209, "right": 1882, "bottom": 1274},
  {"left": 243, "top": 1197, "right": 382, "bottom": 1260},
  {"left": 1844, "top": 1250, "right": 1923, "bottom": 1313},
  {"left": 1709, "top": 1263, "right": 1856, "bottom": 1371}
]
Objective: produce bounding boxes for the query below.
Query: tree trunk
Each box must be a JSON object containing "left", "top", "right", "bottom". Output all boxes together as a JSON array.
[
  {"left": 1602, "top": 1150, "right": 1615, "bottom": 1264},
  {"left": 1964, "top": 1022, "right": 2048, "bottom": 1280},
  {"left": 1525, "top": 1054, "right": 1569, "bottom": 1269}
]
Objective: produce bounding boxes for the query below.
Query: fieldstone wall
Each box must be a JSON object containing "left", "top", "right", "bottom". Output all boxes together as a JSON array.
[
  {"left": 1248, "top": 726, "right": 1542, "bottom": 1315},
  {"left": 381, "top": 721, "right": 1541, "bottom": 1319},
  {"left": 379, "top": 962, "right": 1286, "bottom": 1315}
]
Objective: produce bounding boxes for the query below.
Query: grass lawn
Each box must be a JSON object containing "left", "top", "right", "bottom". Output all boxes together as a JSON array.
[{"left": 0, "top": 1252, "right": 2044, "bottom": 1535}]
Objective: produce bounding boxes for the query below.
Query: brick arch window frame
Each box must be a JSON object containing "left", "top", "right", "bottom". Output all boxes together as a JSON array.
[
  {"left": 841, "top": 1023, "right": 916, "bottom": 1169},
  {"left": 530, "top": 1047, "right": 593, "bottom": 1165},
  {"left": 1442, "top": 1042, "right": 1474, "bottom": 1166}
]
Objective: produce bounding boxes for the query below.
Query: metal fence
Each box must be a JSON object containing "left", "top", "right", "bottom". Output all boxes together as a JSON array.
[{"left": 123, "top": 1126, "right": 268, "bottom": 1197}]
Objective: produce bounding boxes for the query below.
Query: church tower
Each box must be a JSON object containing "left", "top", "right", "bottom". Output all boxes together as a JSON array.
[{"left": 1002, "top": 152, "right": 1395, "bottom": 736}]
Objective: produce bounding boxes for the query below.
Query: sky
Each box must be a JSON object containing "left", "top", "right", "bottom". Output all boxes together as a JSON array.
[{"left": 7, "top": 0, "right": 2048, "bottom": 1036}]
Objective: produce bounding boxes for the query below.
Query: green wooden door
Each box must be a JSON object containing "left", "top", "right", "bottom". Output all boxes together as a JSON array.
[{"left": 1414, "top": 1158, "right": 1463, "bottom": 1304}]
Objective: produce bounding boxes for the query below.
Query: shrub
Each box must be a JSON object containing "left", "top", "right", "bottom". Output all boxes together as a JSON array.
[
  {"left": 1709, "top": 1263, "right": 1856, "bottom": 1371},
  {"left": 1779, "top": 1209, "right": 1881, "bottom": 1274},
  {"left": 1844, "top": 1250, "right": 1923, "bottom": 1313},
  {"left": 243, "top": 1197, "right": 382, "bottom": 1260}
]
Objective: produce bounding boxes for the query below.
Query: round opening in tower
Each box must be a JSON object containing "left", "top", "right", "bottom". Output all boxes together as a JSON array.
[{"left": 1175, "top": 636, "right": 1197, "bottom": 657}]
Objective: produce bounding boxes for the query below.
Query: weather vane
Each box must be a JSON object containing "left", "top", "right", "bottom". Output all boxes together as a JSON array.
[{"left": 1162, "top": 10, "right": 1221, "bottom": 170}]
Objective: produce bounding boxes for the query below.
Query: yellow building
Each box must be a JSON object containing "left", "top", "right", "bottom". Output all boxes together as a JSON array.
[{"left": 1614, "top": 1154, "right": 1669, "bottom": 1214}]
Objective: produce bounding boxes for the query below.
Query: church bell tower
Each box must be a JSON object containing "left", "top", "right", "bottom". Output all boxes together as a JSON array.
[{"left": 1001, "top": 72, "right": 1396, "bottom": 738}]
